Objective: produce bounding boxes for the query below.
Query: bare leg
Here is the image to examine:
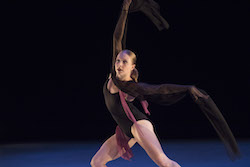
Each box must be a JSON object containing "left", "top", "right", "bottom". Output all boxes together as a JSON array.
[
  {"left": 131, "top": 120, "right": 181, "bottom": 167},
  {"left": 90, "top": 134, "right": 136, "bottom": 167}
]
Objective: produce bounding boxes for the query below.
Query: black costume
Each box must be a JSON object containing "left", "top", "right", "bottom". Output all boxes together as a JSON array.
[
  {"left": 105, "top": 0, "right": 240, "bottom": 161},
  {"left": 103, "top": 79, "right": 149, "bottom": 138}
]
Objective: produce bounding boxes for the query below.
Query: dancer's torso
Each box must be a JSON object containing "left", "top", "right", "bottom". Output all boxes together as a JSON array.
[{"left": 103, "top": 78, "right": 149, "bottom": 138}]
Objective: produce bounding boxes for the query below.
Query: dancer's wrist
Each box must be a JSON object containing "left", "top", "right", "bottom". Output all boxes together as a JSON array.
[
  {"left": 122, "top": 6, "right": 129, "bottom": 11},
  {"left": 122, "top": 0, "right": 132, "bottom": 11}
]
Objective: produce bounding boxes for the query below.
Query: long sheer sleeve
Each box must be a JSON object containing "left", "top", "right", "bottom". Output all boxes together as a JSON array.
[
  {"left": 111, "top": 0, "right": 170, "bottom": 74},
  {"left": 112, "top": 10, "right": 129, "bottom": 71},
  {"left": 112, "top": 78, "right": 241, "bottom": 160}
]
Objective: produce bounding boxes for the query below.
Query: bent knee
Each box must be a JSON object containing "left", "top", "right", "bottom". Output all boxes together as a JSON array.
[
  {"left": 90, "top": 158, "right": 97, "bottom": 167},
  {"left": 90, "top": 157, "right": 105, "bottom": 167},
  {"left": 154, "top": 154, "right": 173, "bottom": 167}
]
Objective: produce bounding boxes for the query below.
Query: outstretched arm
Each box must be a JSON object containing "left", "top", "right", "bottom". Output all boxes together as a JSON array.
[
  {"left": 189, "top": 86, "right": 209, "bottom": 100},
  {"left": 112, "top": 0, "right": 132, "bottom": 69}
]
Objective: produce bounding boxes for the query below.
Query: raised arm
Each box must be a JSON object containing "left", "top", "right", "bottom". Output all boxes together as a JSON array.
[{"left": 112, "top": 0, "right": 132, "bottom": 69}]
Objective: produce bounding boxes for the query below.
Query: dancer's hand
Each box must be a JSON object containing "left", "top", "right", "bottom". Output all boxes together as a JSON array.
[
  {"left": 190, "top": 86, "right": 209, "bottom": 101},
  {"left": 123, "top": 0, "right": 132, "bottom": 10}
]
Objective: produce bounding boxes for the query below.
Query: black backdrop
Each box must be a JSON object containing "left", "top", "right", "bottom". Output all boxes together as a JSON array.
[{"left": 1, "top": 0, "right": 250, "bottom": 143}]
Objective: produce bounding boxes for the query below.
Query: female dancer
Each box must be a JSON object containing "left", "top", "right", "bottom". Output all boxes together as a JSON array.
[{"left": 91, "top": 0, "right": 240, "bottom": 166}]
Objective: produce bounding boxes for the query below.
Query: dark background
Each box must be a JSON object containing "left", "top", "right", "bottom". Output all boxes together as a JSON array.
[{"left": 1, "top": 0, "right": 250, "bottom": 143}]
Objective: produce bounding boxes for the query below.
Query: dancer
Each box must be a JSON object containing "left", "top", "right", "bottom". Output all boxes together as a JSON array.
[{"left": 91, "top": 0, "right": 240, "bottom": 166}]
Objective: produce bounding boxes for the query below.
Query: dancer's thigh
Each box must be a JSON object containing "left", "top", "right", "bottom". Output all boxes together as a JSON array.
[
  {"left": 91, "top": 134, "right": 136, "bottom": 164},
  {"left": 131, "top": 120, "right": 172, "bottom": 165},
  {"left": 131, "top": 120, "right": 164, "bottom": 153}
]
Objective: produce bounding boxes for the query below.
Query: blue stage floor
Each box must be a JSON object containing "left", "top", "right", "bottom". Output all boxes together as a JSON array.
[{"left": 0, "top": 139, "right": 249, "bottom": 167}]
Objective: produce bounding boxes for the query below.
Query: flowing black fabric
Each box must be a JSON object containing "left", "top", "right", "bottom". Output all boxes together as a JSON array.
[
  {"left": 122, "top": 0, "right": 169, "bottom": 48},
  {"left": 129, "top": 0, "right": 170, "bottom": 30},
  {"left": 111, "top": 78, "right": 190, "bottom": 104},
  {"left": 111, "top": 0, "right": 241, "bottom": 160},
  {"left": 195, "top": 89, "right": 241, "bottom": 160}
]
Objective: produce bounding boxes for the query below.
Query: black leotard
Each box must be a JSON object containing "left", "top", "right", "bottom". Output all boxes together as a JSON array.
[{"left": 103, "top": 79, "right": 149, "bottom": 138}]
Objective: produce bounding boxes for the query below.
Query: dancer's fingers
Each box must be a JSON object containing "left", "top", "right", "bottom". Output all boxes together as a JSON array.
[
  {"left": 196, "top": 89, "right": 209, "bottom": 99},
  {"left": 191, "top": 87, "right": 209, "bottom": 99}
]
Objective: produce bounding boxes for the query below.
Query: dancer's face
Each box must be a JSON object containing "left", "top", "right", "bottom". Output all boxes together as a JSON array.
[{"left": 115, "top": 52, "right": 135, "bottom": 81}]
